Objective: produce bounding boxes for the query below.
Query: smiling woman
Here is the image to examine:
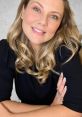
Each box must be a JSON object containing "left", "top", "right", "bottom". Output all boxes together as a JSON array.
[
  {"left": 21, "top": 0, "right": 64, "bottom": 49},
  {"left": 0, "top": 0, "right": 82, "bottom": 117}
]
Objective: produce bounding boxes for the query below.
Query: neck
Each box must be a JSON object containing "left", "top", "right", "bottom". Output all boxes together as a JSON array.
[{"left": 30, "top": 43, "right": 41, "bottom": 54}]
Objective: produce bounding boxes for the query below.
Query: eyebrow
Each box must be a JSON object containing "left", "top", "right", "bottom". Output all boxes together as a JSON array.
[
  {"left": 30, "top": 1, "right": 63, "bottom": 17},
  {"left": 50, "top": 11, "right": 62, "bottom": 17},
  {"left": 30, "top": 1, "right": 43, "bottom": 8}
]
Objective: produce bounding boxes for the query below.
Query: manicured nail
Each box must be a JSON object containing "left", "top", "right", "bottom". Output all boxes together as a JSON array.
[
  {"left": 63, "top": 77, "right": 66, "bottom": 82},
  {"left": 60, "top": 72, "right": 63, "bottom": 77}
]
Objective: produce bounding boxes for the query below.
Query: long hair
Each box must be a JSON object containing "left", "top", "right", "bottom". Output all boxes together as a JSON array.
[{"left": 7, "top": 0, "right": 80, "bottom": 83}]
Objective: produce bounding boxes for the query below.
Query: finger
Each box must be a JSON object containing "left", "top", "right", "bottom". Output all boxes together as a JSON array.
[
  {"left": 57, "top": 72, "right": 63, "bottom": 88},
  {"left": 59, "top": 77, "right": 66, "bottom": 91},
  {"left": 61, "top": 86, "right": 67, "bottom": 98},
  {"left": 57, "top": 77, "right": 66, "bottom": 94}
]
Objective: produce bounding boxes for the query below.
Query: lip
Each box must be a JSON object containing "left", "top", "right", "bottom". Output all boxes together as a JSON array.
[{"left": 32, "top": 27, "right": 46, "bottom": 35}]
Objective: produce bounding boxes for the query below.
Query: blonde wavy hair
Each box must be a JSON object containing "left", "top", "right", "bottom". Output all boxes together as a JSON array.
[{"left": 7, "top": 0, "right": 80, "bottom": 83}]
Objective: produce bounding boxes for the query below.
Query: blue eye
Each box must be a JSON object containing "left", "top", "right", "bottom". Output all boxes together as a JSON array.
[{"left": 32, "top": 7, "right": 41, "bottom": 13}]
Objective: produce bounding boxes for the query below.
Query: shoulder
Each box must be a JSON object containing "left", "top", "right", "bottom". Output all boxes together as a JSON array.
[
  {"left": 0, "top": 39, "right": 8, "bottom": 50},
  {"left": 0, "top": 39, "right": 16, "bottom": 68},
  {"left": 55, "top": 44, "right": 80, "bottom": 64},
  {"left": 0, "top": 39, "right": 10, "bottom": 59},
  {"left": 0, "top": 39, "right": 10, "bottom": 53},
  {"left": 0, "top": 39, "right": 11, "bottom": 50},
  {"left": 56, "top": 45, "right": 82, "bottom": 113},
  {"left": 0, "top": 39, "right": 16, "bottom": 57}
]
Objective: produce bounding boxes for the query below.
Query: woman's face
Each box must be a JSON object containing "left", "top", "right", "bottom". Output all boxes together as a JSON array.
[{"left": 21, "top": 0, "right": 64, "bottom": 49}]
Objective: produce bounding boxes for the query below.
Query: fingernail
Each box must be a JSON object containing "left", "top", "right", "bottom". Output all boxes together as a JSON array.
[
  {"left": 60, "top": 72, "right": 63, "bottom": 77},
  {"left": 63, "top": 77, "right": 66, "bottom": 82},
  {"left": 65, "top": 86, "right": 67, "bottom": 90}
]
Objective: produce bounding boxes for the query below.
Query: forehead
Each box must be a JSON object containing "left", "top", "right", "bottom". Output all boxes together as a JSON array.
[{"left": 28, "top": 0, "right": 64, "bottom": 13}]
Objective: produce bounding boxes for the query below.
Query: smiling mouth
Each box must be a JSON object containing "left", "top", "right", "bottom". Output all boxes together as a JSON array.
[{"left": 32, "top": 27, "right": 46, "bottom": 35}]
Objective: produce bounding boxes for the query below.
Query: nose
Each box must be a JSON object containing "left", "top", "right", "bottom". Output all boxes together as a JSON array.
[{"left": 38, "top": 15, "right": 48, "bottom": 26}]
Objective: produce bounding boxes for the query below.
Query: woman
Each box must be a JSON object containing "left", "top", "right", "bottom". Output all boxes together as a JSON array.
[{"left": 0, "top": 0, "right": 82, "bottom": 116}]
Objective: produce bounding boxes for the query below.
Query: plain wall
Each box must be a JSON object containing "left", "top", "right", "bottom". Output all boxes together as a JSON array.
[{"left": 0, "top": 0, "right": 82, "bottom": 101}]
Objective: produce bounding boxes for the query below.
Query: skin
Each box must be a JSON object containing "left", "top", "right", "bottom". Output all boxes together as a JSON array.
[{"left": 21, "top": 0, "right": 64, "bottom": 51}]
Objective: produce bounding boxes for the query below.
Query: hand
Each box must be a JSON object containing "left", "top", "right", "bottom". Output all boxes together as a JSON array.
[{"left": 51, "top": 73, "right": 67, "bottom": 106}]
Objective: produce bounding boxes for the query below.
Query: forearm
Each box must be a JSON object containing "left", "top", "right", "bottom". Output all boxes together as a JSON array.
[
  {"left": 11, "top": 105, "right": 81, "bottom": 117},
  {"left": 1, "top": 100, "right": 47, "bottom": 113},
  {"left": 0, "top": 102, "right": 81, "bottom": 117}
]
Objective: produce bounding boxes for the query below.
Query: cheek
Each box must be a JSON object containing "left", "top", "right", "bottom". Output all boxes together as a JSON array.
[
  {"left": 48, "top": 22, "right": 61, "bottom": 36},
  {"left": 23, "top": 10, "right": 39, "bottom": 25}
]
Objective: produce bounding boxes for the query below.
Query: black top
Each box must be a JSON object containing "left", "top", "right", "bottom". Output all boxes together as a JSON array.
[{"left": 0, "top": 39, "right": 82, "bottom": 113}]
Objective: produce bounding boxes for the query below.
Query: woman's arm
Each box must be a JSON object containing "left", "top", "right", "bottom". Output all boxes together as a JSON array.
[
  {"left": 12, "top": 105, "right": 82, "bottom": 117},
  {"left": 1, "top": 73, "right": 66, "bottom": 114},
  {"left": 0, "top": 103, "right": 81, "bottom": 117},
  {"left": 16, "top": 105, "right": 82, "bottom": 117},
  {"left": 1, "top": 100, "right": 47, "bottom": 113}
]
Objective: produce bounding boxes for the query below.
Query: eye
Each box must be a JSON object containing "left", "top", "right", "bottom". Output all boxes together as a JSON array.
[
  {"left": 32, "top": 6, "right": 41, "bottom": 13},
  {"left": 50, "top": 15, "right": 59, "bottom": 20}
]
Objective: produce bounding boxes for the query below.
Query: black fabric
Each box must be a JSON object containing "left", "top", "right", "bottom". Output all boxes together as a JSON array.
[{"left": 0, "top": 39, "right": 82, "bottom": 113}]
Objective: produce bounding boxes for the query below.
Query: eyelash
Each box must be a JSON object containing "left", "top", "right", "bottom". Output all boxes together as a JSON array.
[
  {"left": 32, "top": 6, "right": 41, "bottom": 13},
  {"left": 32, "top": 6, "right": 59, "bottom": 21},
  {"left": 50, "top": 15, "right": 59, "bottom": 20}
]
